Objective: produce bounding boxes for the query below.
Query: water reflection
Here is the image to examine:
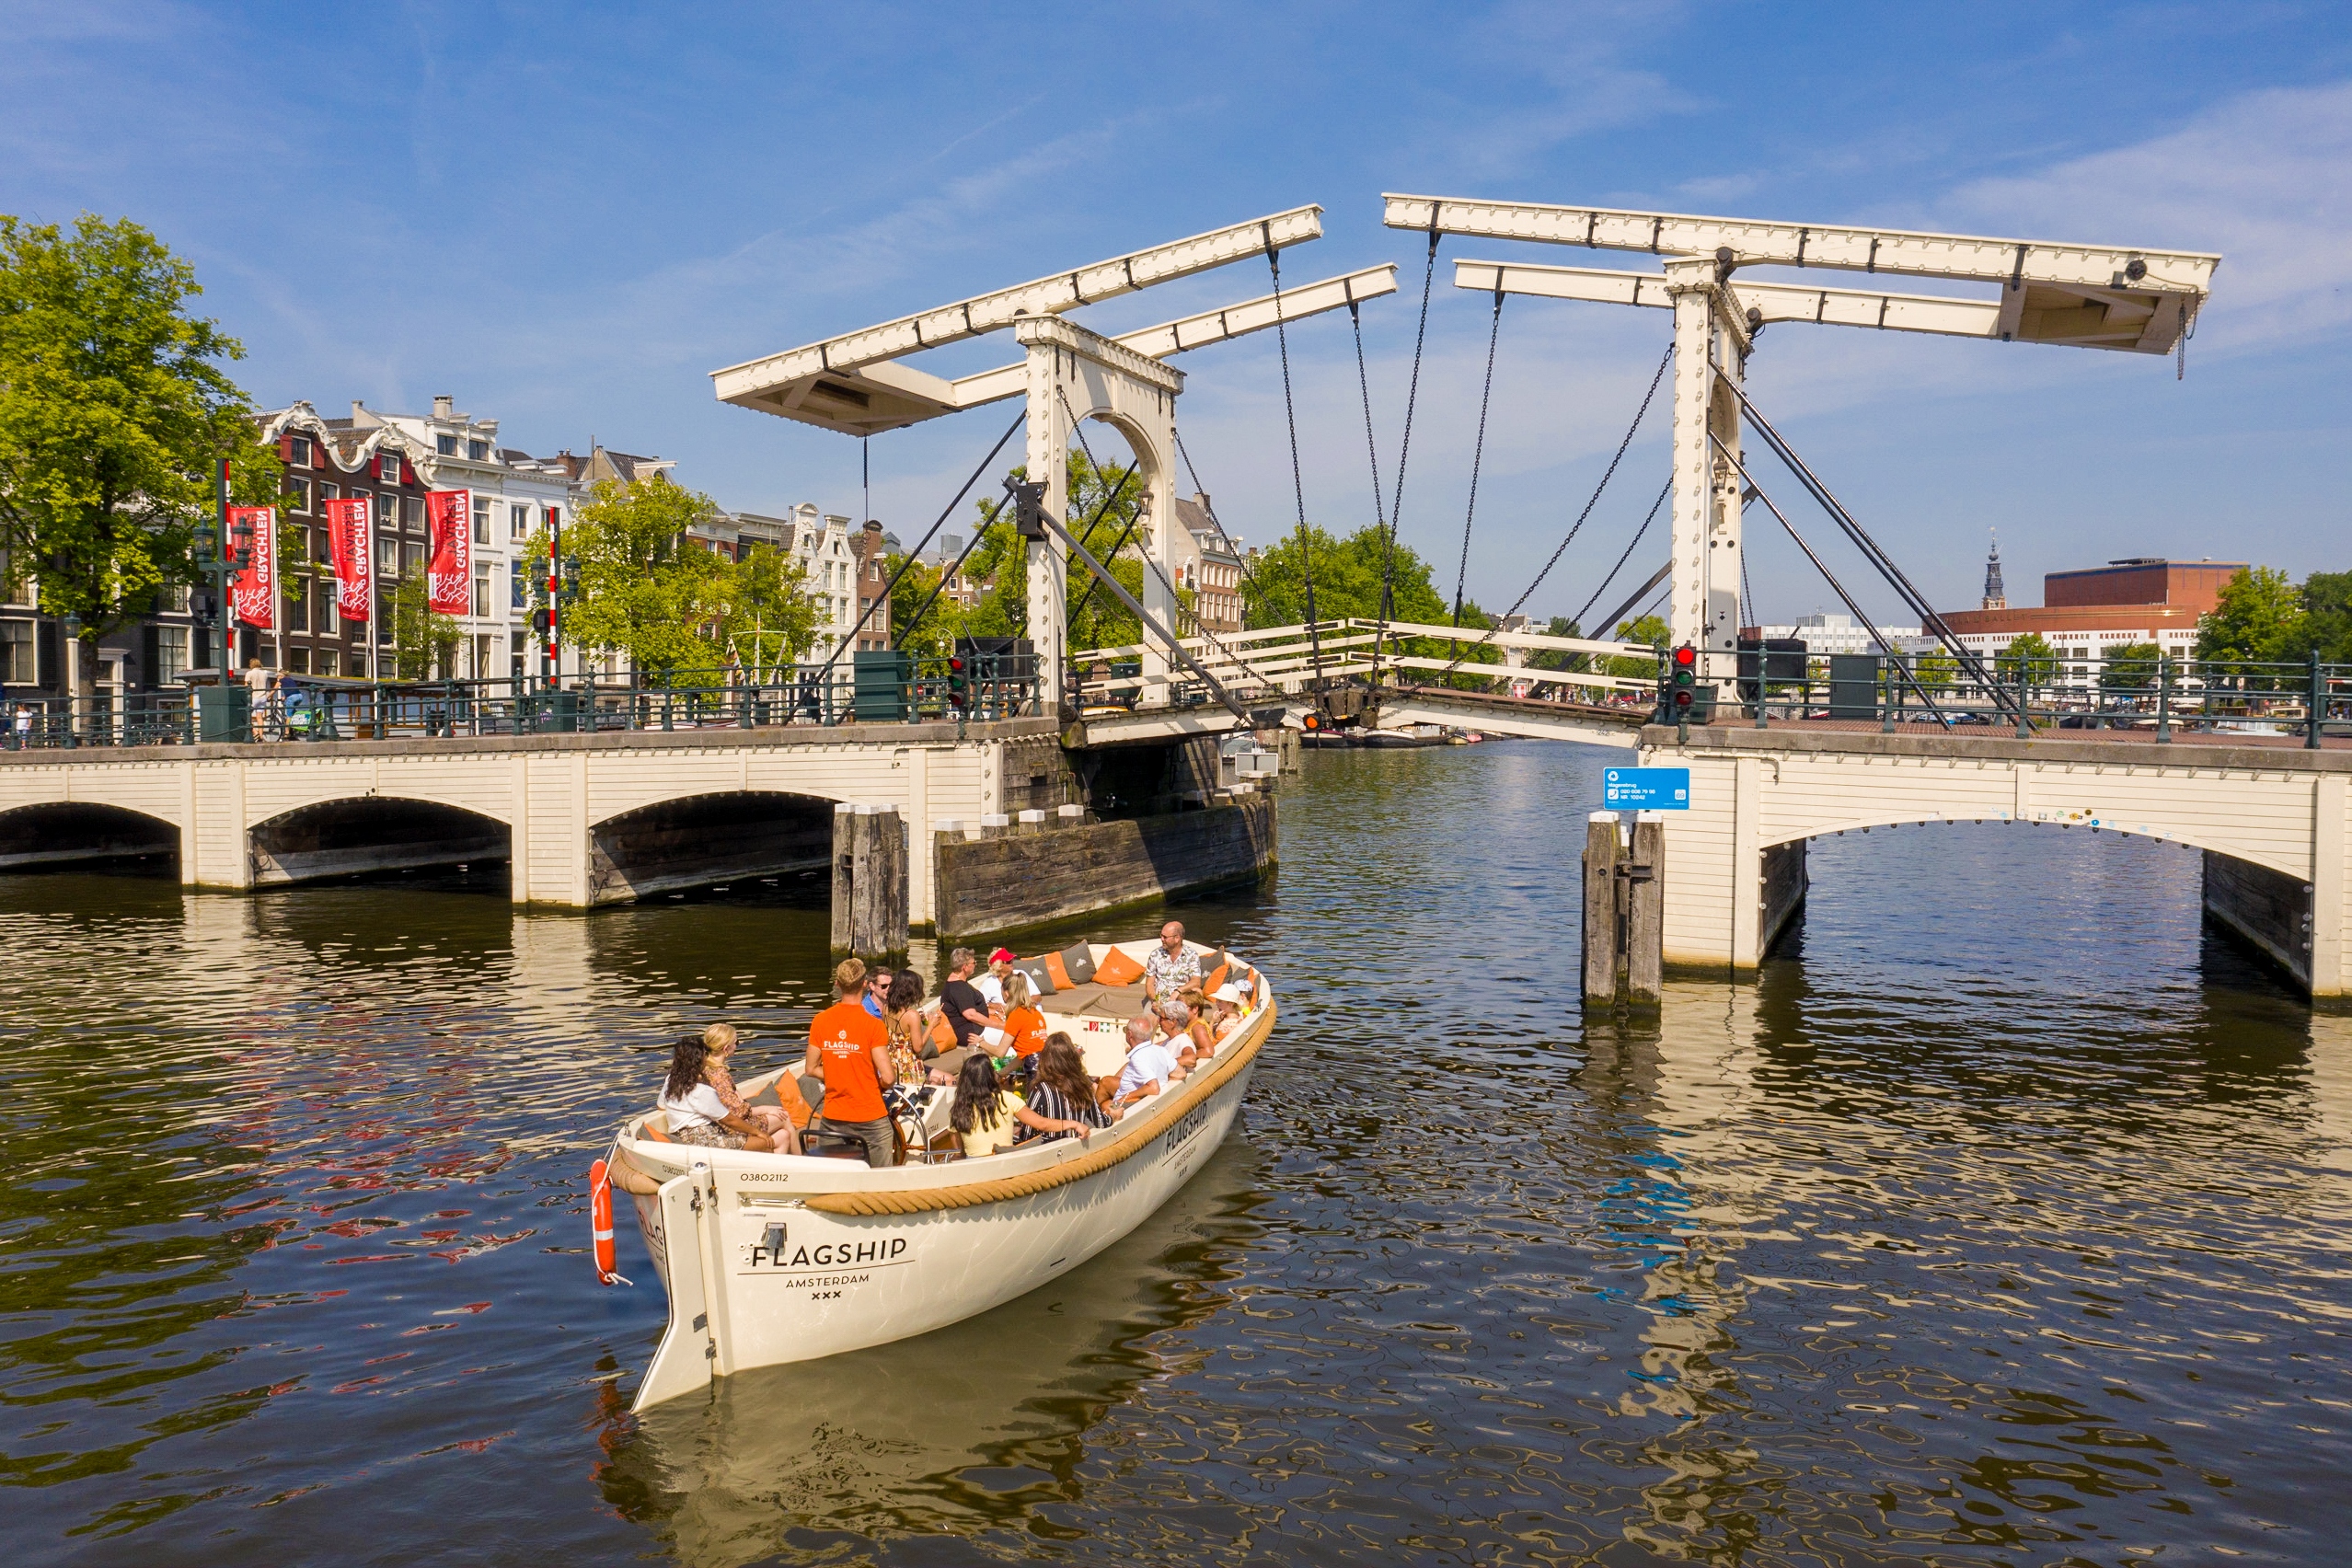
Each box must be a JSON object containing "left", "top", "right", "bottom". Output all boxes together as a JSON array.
[
  {"left": 601, "top": 1142, "right": 1267, "bottom": 1564},
  {"left": 3, "top": 749, "right": 2348, "bottom": 1566}
]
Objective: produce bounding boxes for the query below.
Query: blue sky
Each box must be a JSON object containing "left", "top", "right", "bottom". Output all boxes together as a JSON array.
[{"left": 6, "top": 3, "right": 2346, "bottom": 627}]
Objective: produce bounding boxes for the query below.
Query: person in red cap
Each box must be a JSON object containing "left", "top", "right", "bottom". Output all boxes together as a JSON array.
[{"left": 975, "top": 947, "right": 1017, "bottom": 1011}]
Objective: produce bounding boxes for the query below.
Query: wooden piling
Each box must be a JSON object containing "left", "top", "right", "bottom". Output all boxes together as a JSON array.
[
  {"left": 1626, "top": 816, "right": 1665, "bottom": 1006},
  {"left": 829, "top": 802, "right": 856, "bottom": 951},
  {"left": 1583, "top": 813, "right": 1621, "bottom": 1006}
]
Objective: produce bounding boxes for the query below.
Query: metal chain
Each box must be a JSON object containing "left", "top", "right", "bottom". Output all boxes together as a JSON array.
[
  {"left": 1572, "top": 479, "right": 1670, "bottom": 632},
  {"left": 1263, "top": 231, "right": 1323, "bottom": 687},
  {"left": 1379, "top": 225, "right": 1442, "bottom": 636},
  {"left": 1451, "top": 289, "right": 1505, "bottom": 628}
]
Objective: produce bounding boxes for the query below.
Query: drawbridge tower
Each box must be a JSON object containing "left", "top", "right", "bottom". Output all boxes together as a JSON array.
[
  {"left": 1382, "top": 195, "right": 2219, "bottom": 694},
  {"left": 710, "top": 211, "right": 1396, "bottom": 711}
]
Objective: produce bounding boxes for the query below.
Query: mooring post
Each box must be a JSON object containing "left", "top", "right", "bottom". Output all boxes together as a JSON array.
[
  {"left": 1583, "top": 812, "right": 1621, "bottom": 1006},
  {"left": 847, "top": 803, "right": 882, "bottom": 952},
  {"left": 829, "top": 801, "right": 856, "bottom": 951},
  {"left": 870, "top": 807, "right": 908, "bottom": 955},
  {"left": 1625, "top": 813, "right": 1665, "bottom": 1006}
]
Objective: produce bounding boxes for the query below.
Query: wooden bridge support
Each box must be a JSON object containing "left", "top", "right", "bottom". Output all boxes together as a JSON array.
[
  {"left": 830, "top": 802, "right": 907, "bottom": 957},
  {"left": 1582, "top": 812, "right": 1663, "bottom": 1009}
]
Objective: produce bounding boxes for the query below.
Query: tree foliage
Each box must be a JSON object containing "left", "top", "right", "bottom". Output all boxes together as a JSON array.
[
  {"left": 1996, "top": 632, "right": 2058, "bottom": 686},
  {"left": 2196, "top": 566, "right": 2303, "bottom": 677},
  {"left": 2099, "top": 640, "right": 2163, "bottom": 692},
  {"left": 715, "top": 540, "right": 819, "bottom": 679},
  {"left": 0, "top": 213, "right": 282, "bottom": 670},
  {"left": 387, "top": 575, "right": 461, "bottom": 679}
]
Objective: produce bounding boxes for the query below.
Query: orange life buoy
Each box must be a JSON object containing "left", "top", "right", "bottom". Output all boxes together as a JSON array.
[{"left": 589, "top": 1159, "right": 627, "bottom": 1286}]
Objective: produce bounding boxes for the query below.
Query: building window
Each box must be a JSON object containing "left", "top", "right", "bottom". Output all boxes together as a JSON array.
[
  {"left": 285, "top": 578, "right": 307, "bottom": 631},
  {"left": 288, "top": 434, "right": 312, "bottom": 467},
  {"left": 467, "top": 439, "right": 490, "bottom": 461},
  {"left": 155, "top": 625, "right": 189, "bottom": 684},
  {"left": 287, "top": 649, "right": 309, "bottom": 674},
  {"left": 437, "top": 433, "right": 458, "bottom": 455},
  {"left": 284, "top": 476, "right": 310, "bottom": 513},
  {"left": 472, "top": 562, "right": 491, "bottom": 618},
  {"left": 377, "top": 536, "right": 399, "bottom": 575},
  {"left": 378, "top": 451, "right": 402, "bottom": 484},
  {"left": 401, "top": 541, "right": 424, "bottom": 578},
  {"left": 511, "top": 559, "right": 527, "bottom": 610},
  {"left": 315, "top": 650, "right": 339, "bottom": 677},
  {"left": 404, "top": 497, "right": 424, "bottom": 534},
  {"left": 511, "top": 503, "right": 530, "bottom": 540},
  {"left": 3, "top": 620, "right": 35, "bottom": 684},
  {"left": 544, "top": 504, "right": 561, "bottom": 532},
  {"left": 472, "top": 497, "right": 490, "bottom": 544},
  {"left": 320, "top": 481, "right": 339, "bottom": 502},
  {"left": 374, "top": 490, "right": 395, "bottom": 528}
]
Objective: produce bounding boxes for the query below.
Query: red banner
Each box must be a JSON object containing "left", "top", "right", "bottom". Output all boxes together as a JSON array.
[
  {"left": 425, "top": 490, "right": 471, "bottom": 616},
  {"left": 227, "top": 505, "right": 275, "bottom": 630},
  {"left": 324, "top": 498, "right": 372, "bottom": 622}
]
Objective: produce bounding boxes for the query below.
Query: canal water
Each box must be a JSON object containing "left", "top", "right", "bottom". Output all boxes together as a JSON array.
[{"left": 4, "top": 743, "right": 2347, "bottom": 1567}]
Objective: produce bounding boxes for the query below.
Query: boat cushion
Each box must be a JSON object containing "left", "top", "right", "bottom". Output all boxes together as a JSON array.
[
  {"left": 1093, "top": 947, "right": 1145, "bottom": 986},
  {"left": 1059, "top": 944, "right": 1097, "bottom": 985},
  {"left": 928, "top": 1011, "right": 957, "bottom": 1051},
  {"left": 1040, "top": 980, "right": 1147, "bottom": 1020},
  {"left": 1202, "top": 963, "right": 1229, "bottom": 997},
  {"left": 643, "top": 1116, "right": 674, "bottom": 1143},
  {"left": 1012, "top": 956, "right": 1057, "bottom": 996},
  {"left": 798, "top": 1075, "right": 825, "bottom": 1114},
  {"left": 1041, "top": 951, "right": 1073, "bottom": 989}
]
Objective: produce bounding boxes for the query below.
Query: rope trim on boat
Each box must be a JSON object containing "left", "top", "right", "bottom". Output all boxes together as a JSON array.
[{"left": 801, "top": 1002, "right": 1276, "bottom": 1217}]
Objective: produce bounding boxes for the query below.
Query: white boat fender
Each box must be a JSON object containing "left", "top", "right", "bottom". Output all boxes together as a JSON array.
[{"left": 589, "top": 1158, "right": 633, "bottom": 1286}]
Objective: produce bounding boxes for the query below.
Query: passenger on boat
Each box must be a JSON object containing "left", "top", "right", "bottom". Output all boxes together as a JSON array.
[
  {"left": 1170, "top": 989, "right": 1218, "bottom": 1059},
  {"left": 700, "top": 1022, "right": 796, "bottom": 1142},
  {"left": 882, "top": 970, "right": 928, "bottom": 1086},
  {"left": 659, "top": 1033, "right": 779, "bottom": 1152},
  {"left": 1000, "top": 971, "right": 1048, "bottom": 1059},
  {"left": 1209, "top": 982, "right": 1250, "bottom": 1043},
  {"left": 1142, "top": 920, "right": 1200, "bottom": 1002},
  {"left": 976, "top": 947, "right": 1016, "bottom": 1010},
  {"left": 802, "top": 957, "right": 898, "bottom": 1168},
  {"left": 1111, "top": 1013, "right": 1187, "bottom": 1117},
  {"left": 949, "top": 1054, "right": 1026, "bottom": 1158},
  {"left": 862, "top": 964, "right": 894, "bottom": 1020},
  {"left": 940, "top": 948, "right": 997, "bottom": 1055},
  {"left": 1012, "top": 1033, "right": 1111, "bottom": 1145},
  {"left": 1151, "top": 996, "right": 1202, "bottom": 1073}
]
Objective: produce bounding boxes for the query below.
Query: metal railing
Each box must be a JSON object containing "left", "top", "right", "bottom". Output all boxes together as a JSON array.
[
  {"left": 1671, "top": 651, "right": 2352, "bottom": 749},
  {"left": 0, "top": 655, "right": 1040, "bottom": 751}
]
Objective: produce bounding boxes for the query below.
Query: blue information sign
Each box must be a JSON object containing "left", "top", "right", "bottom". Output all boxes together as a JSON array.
[{"left": 1602, "top": 767, "right": 1691, "bottom": 811}]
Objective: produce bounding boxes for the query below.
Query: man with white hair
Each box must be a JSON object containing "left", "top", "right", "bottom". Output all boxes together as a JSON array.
[{"left": 1111, "top": 1012, "right": 1186, "bottom": 1117}]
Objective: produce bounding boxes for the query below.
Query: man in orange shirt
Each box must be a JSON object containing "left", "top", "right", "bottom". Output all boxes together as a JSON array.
[{"left": 802, "top": 957, "right": 898, "bottom": 1168}]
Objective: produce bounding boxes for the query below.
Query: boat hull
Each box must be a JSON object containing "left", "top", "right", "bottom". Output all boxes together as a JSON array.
[{"left": 620, "top": 998, "right": 1272, "bottom": 1412}]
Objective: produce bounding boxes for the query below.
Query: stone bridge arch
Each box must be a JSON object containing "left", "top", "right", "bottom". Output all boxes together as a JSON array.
[
  {"left": 0, "top": 801, "right": 180, "bottom": 873},
  {"left": 585, "top": 789, "right": 842, "bottom": 905},
  {"left": 248, "top": 796, "right": 512, "bottom": 888}
]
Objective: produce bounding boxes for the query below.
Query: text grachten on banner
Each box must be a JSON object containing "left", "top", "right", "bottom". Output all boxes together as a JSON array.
[
  {"left": 324, "top": 498, "right": 372, "bottom": 622},
  {"left": 226, "top": 505, "right": 276, "bottom": 631},
  {"left": 424, "top": 490, "right": 471, "bottom": 617}
]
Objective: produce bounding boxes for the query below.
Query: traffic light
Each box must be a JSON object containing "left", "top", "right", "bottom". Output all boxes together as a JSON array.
[
  {"left": 946, "top": 654, "right": 969, "bottom": 710},
  {"left": 1670, "top": 644, "right": 1698, "bottom": 711},
  {"left": 529, "top": 605, "right": 551, "bottom": 635}
]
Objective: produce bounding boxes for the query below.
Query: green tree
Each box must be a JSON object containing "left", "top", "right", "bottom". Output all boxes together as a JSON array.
[
  {"left": 1605, "top": 613, "right": 1669, "bottom": 679},
  {"left": 2285, "top": 570, "right": 2352, "bottom": 664},
  {"left": 1912, "top": 649, "right": 1959, "bottom": 695},
  {"left": 1239, "top": 522, "right": 1505, "bottom": 685},
  {"left": 716, "top": 543, "right": 818, "bottom": 680},
  {"left": 537, "top": 476, "right": 735, "bottom": 678},
  {"left": 1996, "top": 631, "right": 2058, "bottom": 689},
  {"left": 1528, "top": 616, "right": 1589, "bottom": 674},
  {"left": 2196, "top": 566, "right": 2305, "bottom": 688},
  {"left": 2100, "top": 640, "right": 2163, "bottom": 693},
  {"left": 0, "top": 213, "right": 282, "bottom": 699},
  {"left": 387, "top": 575, "right": 461, "bottom": 679}
]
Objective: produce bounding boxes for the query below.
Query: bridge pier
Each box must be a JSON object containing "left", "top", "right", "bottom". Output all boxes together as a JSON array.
[{"left": 1644, "top": 726, "right": 2351, "bottom": 1002}]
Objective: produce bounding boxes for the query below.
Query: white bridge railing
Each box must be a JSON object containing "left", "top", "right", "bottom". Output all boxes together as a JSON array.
[{"left": 1070, "top": 618, "right": 1661, "bottom": 709}]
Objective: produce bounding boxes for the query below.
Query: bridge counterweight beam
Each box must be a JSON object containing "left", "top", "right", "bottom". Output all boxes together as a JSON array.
[{"left": 1025, "top": 346, "right": 1071, "bottom": 713}]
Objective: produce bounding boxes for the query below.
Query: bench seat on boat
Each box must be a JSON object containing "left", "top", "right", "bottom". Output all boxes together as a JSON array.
[{"left": 1036, "top": 979, "right": 1147, "bottom": 1020}]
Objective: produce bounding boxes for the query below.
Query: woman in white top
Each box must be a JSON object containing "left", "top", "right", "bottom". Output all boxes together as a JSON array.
[{"left": 658, "top": 1034, "right": 778, "bottom": 1152}]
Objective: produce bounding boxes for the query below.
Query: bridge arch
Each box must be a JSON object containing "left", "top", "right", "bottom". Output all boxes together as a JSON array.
[
  {"left": 0, "top": 801, "right": 180, "bottom": 873},
  {"left": 248, "top": 797, "right": 512, "bottom": 889},
  {"left": 1759, "top": 811, "right": 2309, "bottom": 883},
  {"left": 587, "top": 789, "right": 840, "bottom": 905}
]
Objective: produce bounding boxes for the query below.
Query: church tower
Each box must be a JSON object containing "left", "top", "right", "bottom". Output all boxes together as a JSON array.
[{"left": 1981, "top": 530, "right": 2006, "bottom": 610}]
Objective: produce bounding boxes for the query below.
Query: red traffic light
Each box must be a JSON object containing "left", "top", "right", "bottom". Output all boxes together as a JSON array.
[
  {"left": 948, "top": 657, "right": 965, "bottom": 673},
  {"left": 1672, "top": 645, "right": 1697, "bottom": 667},
  {"left": 1672, "top": 689, "right": 1694, "bottom": 708}
]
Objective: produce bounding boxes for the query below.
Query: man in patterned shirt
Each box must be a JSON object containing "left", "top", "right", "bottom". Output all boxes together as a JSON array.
[{"left": 1143, "top": 919, "right": 1200, "bottom": 1002}]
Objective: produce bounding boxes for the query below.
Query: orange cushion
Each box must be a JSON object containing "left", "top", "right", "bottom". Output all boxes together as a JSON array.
[
  {"left": 779, "top": 1078, "right": 813, "bottom": 1129},
  {"left": 643, "top": 1117, "right": 674, "bottom": 1144},
  {"left": 1202, "top": 963, "right": 1229, "bottom": 996},
  {"left": 1094, "top": 947, "right": 1145, "bottom": 986},
  {"left": 1042, "top": 951, "right": 1072, "bottom": 989},
  {"left": 928, "top": 1011, "right": 958, "bottom": 1051}
]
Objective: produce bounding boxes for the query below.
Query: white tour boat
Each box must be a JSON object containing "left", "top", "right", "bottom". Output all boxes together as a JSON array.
[{"left": 597, "top": 937, "right": 1274, "bottom": 1412}]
